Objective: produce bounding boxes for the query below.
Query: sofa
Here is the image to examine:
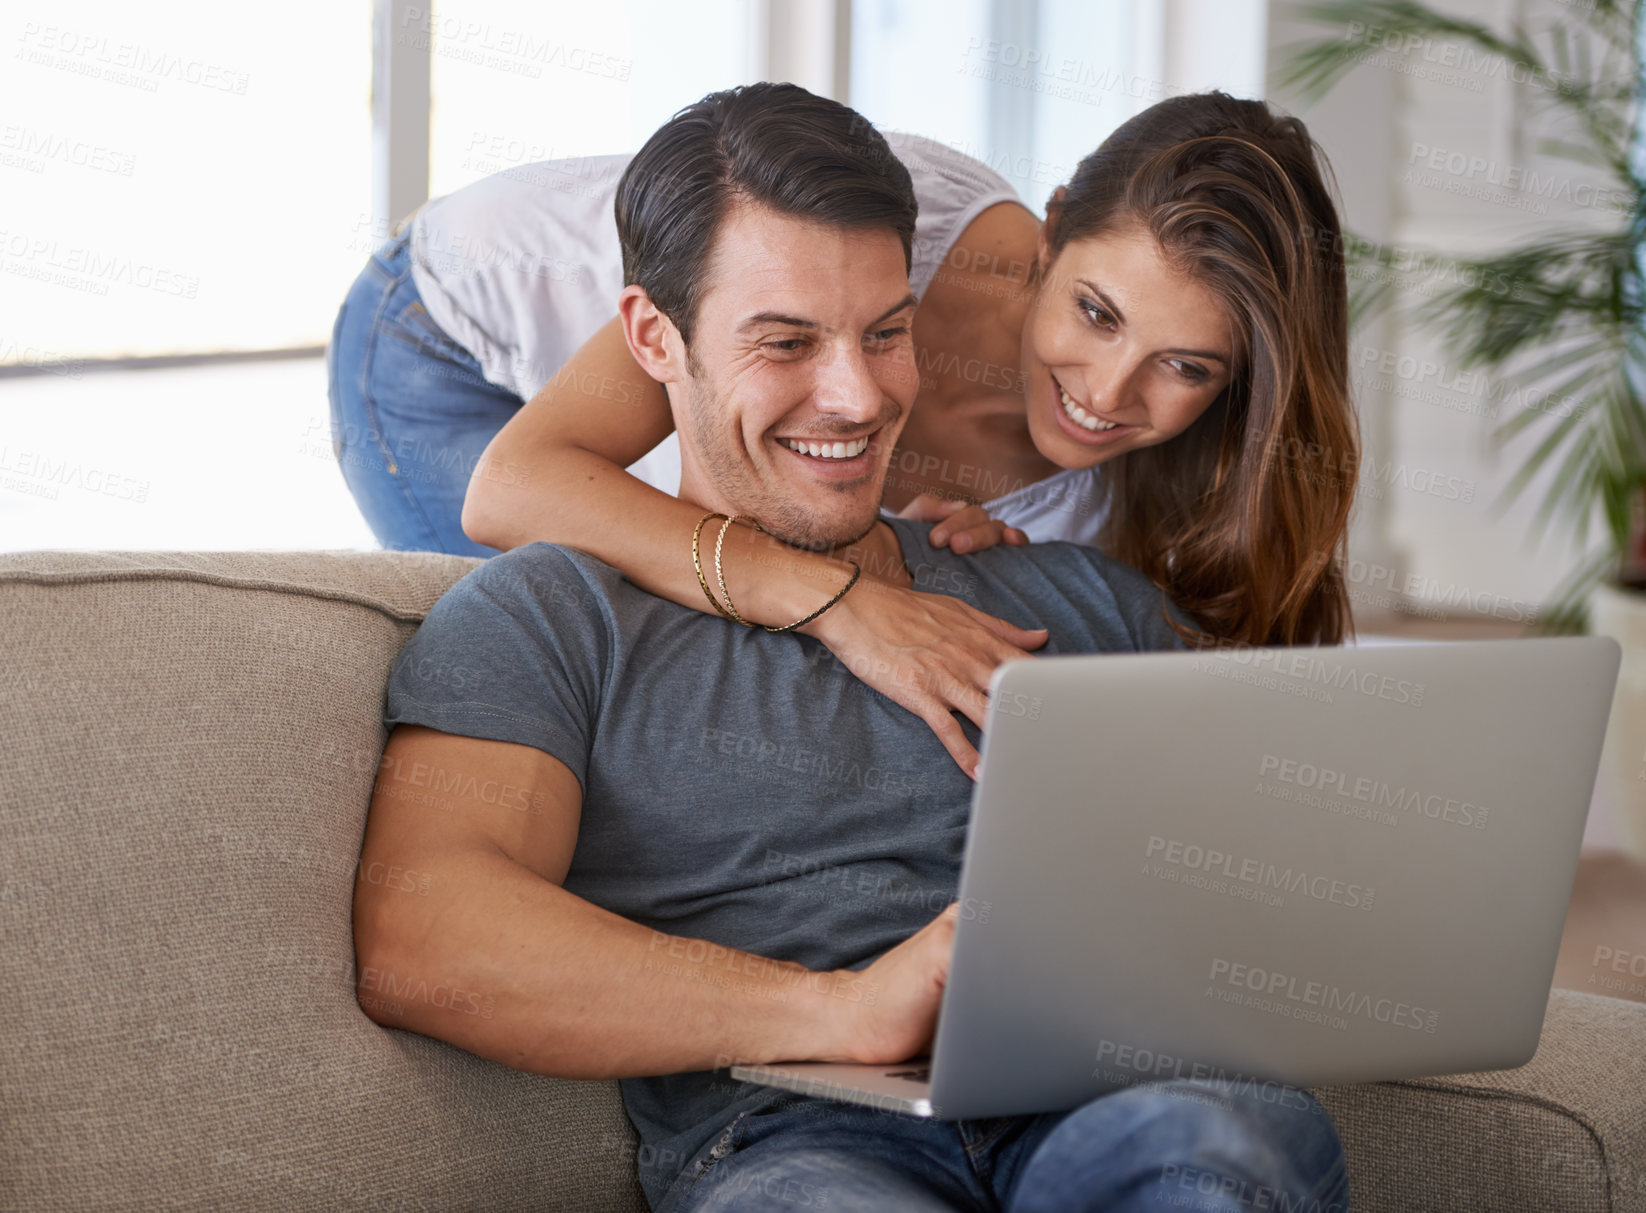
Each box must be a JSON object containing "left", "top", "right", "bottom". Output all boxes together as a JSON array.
[{"left": 2, "top": 548, "right": 1643, "bottom": 1212}]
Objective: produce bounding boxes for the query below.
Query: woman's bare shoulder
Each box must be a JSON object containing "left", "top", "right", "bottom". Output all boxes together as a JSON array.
[
  {"left": 921, "top": 201, "right": 1039, "bottom": 319},
  {"left": 947, "top": 201, "right": 1040, "bottom": 272}
]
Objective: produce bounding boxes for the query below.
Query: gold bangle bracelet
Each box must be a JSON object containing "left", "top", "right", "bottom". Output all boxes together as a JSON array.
[
  {"left": 708, "top": 511, "right": 863, "bottom": 634},
  {"left": 714, "top": 514, "right": 756, "bottom": 627},
  {"left": 762, "top": 559, "right": 861, "bottom": 634},
  {"left": 691, "top": 511, "right": 736, "bottom": 621}
]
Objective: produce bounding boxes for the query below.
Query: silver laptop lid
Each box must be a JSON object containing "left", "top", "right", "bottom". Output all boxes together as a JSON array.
[{"left": 928, "top": 637, "right": 1620, "bottom": 1118}]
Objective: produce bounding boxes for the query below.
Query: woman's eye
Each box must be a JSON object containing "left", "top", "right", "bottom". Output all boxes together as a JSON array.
[
  {"left": 1077, "top": 297, "right": 1115, "bottom": 329},
  {"left": 1172, "top": 360, "right": 1210, "bottom": 384}
]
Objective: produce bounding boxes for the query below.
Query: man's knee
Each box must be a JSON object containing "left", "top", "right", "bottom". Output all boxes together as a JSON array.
[
  {"left": 1136, "top": 1080, "right": 1345, "bottom": 1204},
  {"left": 1125, "top": 1078, "right": 1337, "bottom": 1143},
  {"left": 1198, "top": 1080, "right": 1340, "bottom": 1156},
  {"left": 1056, "top": 1079, "right": 1344, "bottom": 1184},
  {"left": 692, "top": 1146, "right": 897, "bottom": 1211}
]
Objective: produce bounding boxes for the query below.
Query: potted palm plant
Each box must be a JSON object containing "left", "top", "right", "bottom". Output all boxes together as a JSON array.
[{"left": 1280, "top": 0, "right": 1646, "bottom": 855}]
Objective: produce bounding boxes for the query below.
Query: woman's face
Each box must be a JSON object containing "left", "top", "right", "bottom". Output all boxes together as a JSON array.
[{"left": 1022, "top": 218, "right": 1238, "bottom": 470}]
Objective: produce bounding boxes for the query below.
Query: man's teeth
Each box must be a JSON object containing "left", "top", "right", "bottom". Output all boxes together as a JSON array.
[
  {"left": 779, "top": 436, "right": 870, "bottom": 459},
  {"left": 1059, "top": 387, "right": 1121, "bottom": 432}
]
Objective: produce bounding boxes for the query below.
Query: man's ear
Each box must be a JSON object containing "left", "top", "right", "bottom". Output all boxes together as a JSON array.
[{"left": 618, "top": 284, "right": 686, "bottom": 384}]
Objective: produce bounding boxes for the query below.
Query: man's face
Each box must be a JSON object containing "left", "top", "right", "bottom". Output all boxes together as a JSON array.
[{"left": 669, "top": 202, "right": 919, "bottom": 550}]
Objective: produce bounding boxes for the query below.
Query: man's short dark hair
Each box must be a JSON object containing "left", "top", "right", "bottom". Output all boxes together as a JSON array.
[{"left": 614, "top": 82, "right": 918, "bottom": 348}]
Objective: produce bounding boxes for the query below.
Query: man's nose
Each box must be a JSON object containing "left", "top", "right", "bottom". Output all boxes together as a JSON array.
[{"left": 811, "top": 343, "right": 883, "bottom": 422}]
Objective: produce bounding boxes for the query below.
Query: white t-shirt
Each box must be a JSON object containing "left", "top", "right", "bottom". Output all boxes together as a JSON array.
[{"left": 406, "top": 132, "right": 1106, "bottom": 544}]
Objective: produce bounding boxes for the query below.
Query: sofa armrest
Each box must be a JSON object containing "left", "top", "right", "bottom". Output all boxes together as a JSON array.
[{"left": 1309, "top": 990, "right": 1646, "bottom": 1213}]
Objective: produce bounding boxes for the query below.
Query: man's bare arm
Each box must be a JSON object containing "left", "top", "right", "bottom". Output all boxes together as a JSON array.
[{"left": 353, "top": 724, "right": 892, "bottom": 1079}]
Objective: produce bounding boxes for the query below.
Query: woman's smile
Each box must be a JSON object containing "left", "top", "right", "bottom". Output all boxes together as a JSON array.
[{"left": 1050, "top": 373, "right": 1138, "bottom": 446}]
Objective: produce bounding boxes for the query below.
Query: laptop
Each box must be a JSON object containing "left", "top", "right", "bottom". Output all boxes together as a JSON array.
[{"left": 731, "top": 636, "right": 1620, "bottom": 1118}]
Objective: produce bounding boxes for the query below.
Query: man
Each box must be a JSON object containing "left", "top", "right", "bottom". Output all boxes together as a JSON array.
[{"left": 353, "top": 86, "right": 1349, "bottom": 1212}]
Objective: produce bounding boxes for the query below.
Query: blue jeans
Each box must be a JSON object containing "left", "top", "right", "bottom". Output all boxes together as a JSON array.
[
  {"left": 326, "top": 228, "right": 523, "bottom": 556},
  {"left": 655, "top": 1081, "right": 1349, "bottom": 1213}
]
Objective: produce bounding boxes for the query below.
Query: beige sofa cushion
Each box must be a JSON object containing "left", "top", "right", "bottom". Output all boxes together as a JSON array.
[
  {"left": 1316, "top": 988, "right": 1646, "bottom": 1211},
  {"left": 4, "top": 549, "right": 1645, "bottom": 1212},
  {"left": 0, "top": 551, "right": 650, "bottom": 1212}
]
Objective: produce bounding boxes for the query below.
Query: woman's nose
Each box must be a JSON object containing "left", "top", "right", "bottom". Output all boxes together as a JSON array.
[{"left": 1085, "top": 361, "right": 1134, "bottom": 414}]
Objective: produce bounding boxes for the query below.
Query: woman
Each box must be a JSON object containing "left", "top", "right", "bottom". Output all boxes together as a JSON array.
[{"left": 329, "top": 86, "right": 1357, "bottom": 773}]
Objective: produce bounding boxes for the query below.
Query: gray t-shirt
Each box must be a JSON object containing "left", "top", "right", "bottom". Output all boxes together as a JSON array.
[{"left": 381, "top": 517, "right": 1188, "bottom": 1207}]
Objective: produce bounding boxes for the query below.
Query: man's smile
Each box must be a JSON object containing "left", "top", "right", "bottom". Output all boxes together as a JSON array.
[
  {"left": 776, "top": 435, "right": 872, "bottom": 459},
  {"left": 771, "top": 428, "right": 882, "bottom": 481}
]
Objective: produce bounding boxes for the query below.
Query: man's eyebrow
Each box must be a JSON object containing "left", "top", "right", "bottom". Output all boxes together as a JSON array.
[
  {"left": 870, "top": 294, "right": 919, "bottom": 326},
  {"left": 1077, "top": 278, "right": 1229, "bottom": 364},
  {"left": 738, "top": 311, "right": 817, "bottom": 333},
  {"left": 735, "top": 294, "right": 918, "bottom": 335}
]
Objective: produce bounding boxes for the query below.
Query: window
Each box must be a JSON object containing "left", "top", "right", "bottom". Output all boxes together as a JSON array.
[
  {"left": 850, "top": 0, "right": 1132, "bottom": 214},
  {"left": 2, "top": 0, "right": 374, "bottom": 360}
]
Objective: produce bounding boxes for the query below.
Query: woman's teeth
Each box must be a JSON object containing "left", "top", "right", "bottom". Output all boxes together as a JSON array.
[
  {"left": 779, "top": 436, "right": 870, "bottom": 459},
  {"left": 1059, "top": 387, "right": 1121, "bottom": 432}
]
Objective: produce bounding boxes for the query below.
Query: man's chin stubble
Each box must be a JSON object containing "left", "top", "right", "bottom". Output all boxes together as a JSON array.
[
  {"left": 758, "top": 512, "right": 878, "bottom": 554},
  {"left": 747, "top": 490, "right": 881, "bottom": 554}
]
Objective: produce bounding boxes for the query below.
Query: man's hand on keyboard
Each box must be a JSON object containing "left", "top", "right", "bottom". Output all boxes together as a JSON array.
[{"left": 817, "top": 902, "right": 961, "bottom": 1065}]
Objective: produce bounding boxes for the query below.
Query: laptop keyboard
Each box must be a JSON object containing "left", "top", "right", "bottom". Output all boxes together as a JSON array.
[{"left": 885, "top": 1067, "right": 931, "bottom": 1082}]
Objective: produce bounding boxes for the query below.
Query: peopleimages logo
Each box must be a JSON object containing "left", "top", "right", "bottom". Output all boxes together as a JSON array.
[
  {"left": 1197, "top": 645, "right": 1426, "bottom": 706},
  {"left": 1208, "top": 959, "right": 1440, "bottom": 1033},
  {"left": 1144, "top": 836, "right": 1374, "bottom": 910},
  {"left": 1090, "top": 1040, "right": 1317, "bottom": 1112},
  {"left": 1258, "top": 754, "right": 1490, "bottom": 830}
]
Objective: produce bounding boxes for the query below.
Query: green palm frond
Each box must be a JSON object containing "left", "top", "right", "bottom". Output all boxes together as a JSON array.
[
  {"left": 1531, "top": 547, "right": 1618, "bottom": 634},
  {"left": 1278, "top": 1, "right": 1538, "bottom": 102},
  {"left": 1537, "top": 135, "right": 1619, "bottom": 172},
  {"left": 1280, "top": 0, "right": 1645, "bottom": 632},
  {"left": 1280, "top": 0, "right": 1641, "bottom": 179},
  {"left": 1491, "top": 339, "right": 1623, "bottom": 442}
]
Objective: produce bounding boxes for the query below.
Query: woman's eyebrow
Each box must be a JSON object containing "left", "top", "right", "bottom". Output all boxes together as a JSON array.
[
  {"left": 1166, "top": 347, "right": 1229, "bottom": 364},
  {"left": 1077, "top": 279, "right": 1126, "bottom": 325},
  {"left": 1077, "top": 277, "right": 1229, "bottom": 364}
]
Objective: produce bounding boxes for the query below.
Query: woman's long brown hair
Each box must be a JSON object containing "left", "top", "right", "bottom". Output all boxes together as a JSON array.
[{"left": 1047, "top": 92, "right": 1357, "bottom": 647}]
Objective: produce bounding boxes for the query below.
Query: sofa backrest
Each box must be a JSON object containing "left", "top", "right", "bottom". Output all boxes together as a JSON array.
[{"left": 0, "top": 550, "right": 650, "bottom": 1211}]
